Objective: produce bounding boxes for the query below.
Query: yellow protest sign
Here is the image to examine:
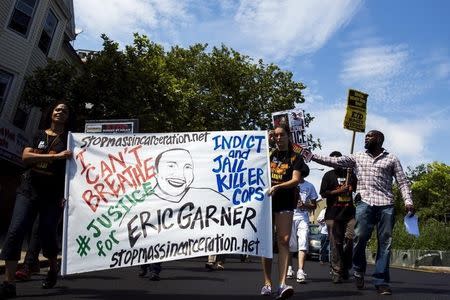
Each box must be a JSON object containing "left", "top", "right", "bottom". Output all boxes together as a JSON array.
[{"left": 343, "top": 89, "right": 368, "bottom": 132}]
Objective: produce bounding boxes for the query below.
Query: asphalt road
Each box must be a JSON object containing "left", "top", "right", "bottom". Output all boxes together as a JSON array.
[{"left": 9, "top": 256, "right": 450, "bottom": 300}]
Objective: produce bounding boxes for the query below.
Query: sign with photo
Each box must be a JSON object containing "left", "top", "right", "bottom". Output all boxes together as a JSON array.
[{"left": 271, "top": 108, "right": 309, "bottom": 156}]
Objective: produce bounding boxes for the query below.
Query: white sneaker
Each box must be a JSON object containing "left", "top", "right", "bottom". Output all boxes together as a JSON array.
[
  {"left": 296, "top": 269, "right": 307, "bottom": 283},
  {"left": 286, "top": 266, "right": 294, "bottom": 279}
]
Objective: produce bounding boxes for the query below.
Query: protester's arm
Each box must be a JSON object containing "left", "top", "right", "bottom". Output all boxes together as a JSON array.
[
  {"left": 320, "top": 173, "right": 351, "bottom": 198},
  {"left": 22, "top": 147, "right": 72, "bottom": 166},
  {"left": 312, "top": 154, "right": 356, "bottom": 169},
  {"left": 392, "top": 156, "right": 414, "bottom": 214},
  {"left": 317, "top": 208, "right": 326, "bottom": 224},
  {"left": 270, "top": 169, "right": 301, "bottom": 195},
  {"left": 321, "top": 185, "right": 352, "bottom": 198},
  {"left": 307, "top": 185, "right": 319, "bottom": 210}
]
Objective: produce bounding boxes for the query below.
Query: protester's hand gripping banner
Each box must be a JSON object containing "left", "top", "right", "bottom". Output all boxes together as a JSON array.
[{"left": 62, "top": 131, "right": 272, "bottom": 275}]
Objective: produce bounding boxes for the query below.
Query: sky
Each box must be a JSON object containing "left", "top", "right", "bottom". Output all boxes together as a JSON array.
[{"left": 73, "top": 0, "right": 450, "bottom": 192}]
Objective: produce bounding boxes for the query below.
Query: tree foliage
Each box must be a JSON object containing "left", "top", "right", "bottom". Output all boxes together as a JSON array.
[
  {"left": 22, "top": 60, "right": 78, "bottom": 108},
  {"left": 394, "top": 162, "right": 450, "bottom": 222},
  {"left": 22, "top": 34, "right": 318, "bottom": 147},
  {"left": 409, "top": 162, "right": 450, "bottom": 222}
]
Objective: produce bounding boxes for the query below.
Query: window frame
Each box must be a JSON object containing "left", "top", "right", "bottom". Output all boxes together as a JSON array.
[
  {"left": 7, "top": 0, "right": 39, "bottom": 37},
  {"left": 37, "top": 9, "right": 59, "bottom": 56},
  {"left": 0, "top": 70, "right": 14, "bottom": 114}
]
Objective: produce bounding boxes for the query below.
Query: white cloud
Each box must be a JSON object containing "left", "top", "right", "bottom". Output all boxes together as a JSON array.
[
  {"left": 340, "top": 45, "right": 409, "bottom": 82},
  {"left": 234, "top": 0, "right": 362, "bottom": 60},
  {"left": 338, "top": 38, "right": 431, "bottom": 108},
  {"left": 74, "top": 0, "right": 362, "bottom": 60},
  {"left": 74, "top": 0, "right": 190, "bottom": 47},
  {"left": 425, "top": 50, "right": 450, "bottom": 81}
]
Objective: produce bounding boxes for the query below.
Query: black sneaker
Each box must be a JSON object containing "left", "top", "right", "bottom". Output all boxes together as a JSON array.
[
  {"left": 41, "top": 270, "right": 57, "bottom": 289},
  {"left": 376, "top": 285, "right": 392, "bottom": 295},
  {"left": 342, "top": 270, "right": 350, "bottom": 280},
  {"left": 148, "top": 272, "right": 160, "bottom": 281},
  {"left": 138, "top": 265, "right": 148, "bottom": 277},
  {"left": 0, "top": 282, "right": 17, "bottom": 299},
  {"left": 354, "top": 273, "right": 364, "bottom": 290},
  {"left": 332, "top": 273, "right": 343, "bottom": 284},
  {"left": 205, "top": 262, "right": 215, "bottom": 271}
]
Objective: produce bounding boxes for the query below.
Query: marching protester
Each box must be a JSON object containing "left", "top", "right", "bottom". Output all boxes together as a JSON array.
[
  {"left": 311, "top": 130, "right": 414, "bottom": 295},
  {"left": 316, "top": 207, "right": 329, "bottom": 265},
  {"left": 14, "top": 216, "right": 42, "bottom": 281},
  {"left": 138, "top": 263, "right": 162, "bottom": 281},
  {"left": 287, "top": 165, "right": 317, "bottom": 283},
  {"left": 0, "top": 101, "right": 74, "bottom": 299},
  {"left": 205, "top": 255, "right": 225, "bottom": 271},
  {"left": 261, "top": 124, "right": 307, "bottom": 299},
  {"left": 319, "top": 151, "right": 357, "bottom": 283}
]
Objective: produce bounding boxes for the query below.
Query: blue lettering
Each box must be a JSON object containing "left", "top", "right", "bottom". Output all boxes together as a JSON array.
[
  {"left": 248, "top": 168, "right": 265, "bottom": 186},
  {"left": 212, "top": 135, "right": 265, "bottom": 152}
]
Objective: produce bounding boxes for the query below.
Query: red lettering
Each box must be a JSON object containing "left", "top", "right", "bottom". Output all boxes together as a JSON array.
[
  {"left": 132, "top": 165, "right": 145, "bottom": 186},
  {"left": 93, "top": 183, "right": 112, "bottom": 204},
  {"left": 108, "top": 151, "right": 126, "bottom": 172},
  {"left": 143, "top": 158, "right": 156, "bottom": 181},
  {"left": 117, "top": 172, "right": 136, "bottom": 191},
  {"left": 85, "top": 166, "right": 99, "bottom": 184},
  {"left": 100, "top": 160, "right": 113, "bottom": 178},
  {"left": 104, "top": 173, "right": 120, "bottom": 198},
  {"left": 83, "top": 189, "right": 100, "bottom": 212},
  {"left": 76, "top": 149, "right": 92, "bottom": 175},
  {"left": 127, "top": 145, "right": 143, "bottom": 166}
]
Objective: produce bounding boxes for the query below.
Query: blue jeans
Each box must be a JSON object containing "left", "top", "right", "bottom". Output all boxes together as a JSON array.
[
  {"left": 319, "top": 233, "right": 329, "bottom": 262},
  {"left": 352, "top": 201, "right": 395, "bottom": 287},
  {"left": 148, "top": 263, "right": 162, "bottom": 275},
  {"left": 0, "top": 176, "right": 61, "bottom": 261}
]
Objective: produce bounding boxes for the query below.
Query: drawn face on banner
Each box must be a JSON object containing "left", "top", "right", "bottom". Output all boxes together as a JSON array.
[{"left": 155, "top": 149, "right": 194, "bottom": 197}]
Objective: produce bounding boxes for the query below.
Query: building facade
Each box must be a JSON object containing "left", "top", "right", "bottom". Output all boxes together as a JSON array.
[{"left": 0, "top": 0, "right": 80, "bottom": 232}]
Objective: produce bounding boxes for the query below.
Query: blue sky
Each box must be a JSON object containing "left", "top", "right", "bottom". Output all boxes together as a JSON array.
[{"left": 73, "top": 0, "right": 449, "bottom": 190}]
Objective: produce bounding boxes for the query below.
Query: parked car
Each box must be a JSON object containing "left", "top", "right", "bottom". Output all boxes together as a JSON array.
[{"left": 307, "top": 224, "right": 321, "bottom": 260}]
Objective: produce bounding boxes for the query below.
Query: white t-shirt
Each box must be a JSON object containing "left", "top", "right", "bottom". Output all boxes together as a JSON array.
[
  {"left": 294, "top": 180, "right": 318, "bottom": 220},
  {"left": 317, "top": 208, "right": 328, "bottom": 234}
]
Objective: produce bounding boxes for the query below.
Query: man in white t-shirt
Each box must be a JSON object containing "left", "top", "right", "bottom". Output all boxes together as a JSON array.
[
  {"left": 287, "top": 166, "right": 317, "bottom": 283},
  {"left": 317, "top": 207, "right": 329, "bottom": 264}
]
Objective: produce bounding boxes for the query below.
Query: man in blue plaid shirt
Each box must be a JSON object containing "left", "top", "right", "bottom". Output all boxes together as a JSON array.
[{"left": 311, "top": 130, "right": 414, "bottom": 296}]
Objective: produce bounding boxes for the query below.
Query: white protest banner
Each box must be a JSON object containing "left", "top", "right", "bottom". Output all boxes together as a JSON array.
[{"left": 62, "top": 131, "right": 272, "bottom": 275}]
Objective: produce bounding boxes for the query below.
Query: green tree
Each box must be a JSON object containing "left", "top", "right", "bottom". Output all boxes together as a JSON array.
[
  {"left": 392, "top": 162, "right": 450, "bottom": 222},
  {"left": 409, "top": 162, "right": 450, "bottom": 221},
  {"left": 22, "top": 33, "right": 319, "bottom": 148},
  {"left": 21, "top": 59, "right": 79, "bottom": 108}
]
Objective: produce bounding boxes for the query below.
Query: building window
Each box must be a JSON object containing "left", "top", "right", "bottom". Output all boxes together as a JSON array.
[
  {"left": 0, "top": 70, "right": 14, "bottom": 113},
  {"left": 38, "top": 10, "right": 58, "bottom": 55},
  {"left": 13, "top": 103, "right": 30, "bottom": 130},
  {"left": 8, "top": 0, "right": 39, "bottom": 36}
]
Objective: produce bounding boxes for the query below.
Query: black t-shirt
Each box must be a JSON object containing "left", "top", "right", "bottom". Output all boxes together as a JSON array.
[
  {"left": 270, "top": 150, "right": 306, "bottom": 212},
  {"left": 28, "top": 130, "right": 67, "bottom": 194},
  {"left": 320, "top": 168, "right": 356, "bottom": 221}
]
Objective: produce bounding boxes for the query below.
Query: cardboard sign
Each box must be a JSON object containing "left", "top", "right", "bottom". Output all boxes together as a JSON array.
[{"left": 343, "top": 89, "right": 368, "bottom": 132}]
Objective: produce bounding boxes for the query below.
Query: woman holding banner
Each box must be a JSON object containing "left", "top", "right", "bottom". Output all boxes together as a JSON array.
[
  {"left": 261, "top": 124, "right": 306, "bottom": 299},
  {"left": 0, "top": 101, "right": 74, "bottom": 298}
]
